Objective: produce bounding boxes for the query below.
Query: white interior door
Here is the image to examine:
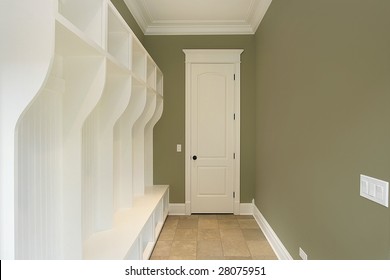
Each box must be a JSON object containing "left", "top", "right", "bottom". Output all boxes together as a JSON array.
[{"left": 190, "top": 63, "right": 235, "bottom": 213}]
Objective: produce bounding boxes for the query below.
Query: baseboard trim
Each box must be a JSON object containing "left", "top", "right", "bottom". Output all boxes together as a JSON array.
[
  {"left": 239, "top": 203, "right": 254, "bottom": 215},
  {"left": 168, "top": 203, "right": 186, "bottom": 215},
  {"left": 252, "top": 204, "right": 293, "bottom": 260},
  {"left": 169, "top": 203, "right": 255, "bottom": 215}
]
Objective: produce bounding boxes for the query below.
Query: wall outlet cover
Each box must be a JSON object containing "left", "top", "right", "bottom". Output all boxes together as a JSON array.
[{"left": 299, "top": 247, "right": 308, "bottom": 260}]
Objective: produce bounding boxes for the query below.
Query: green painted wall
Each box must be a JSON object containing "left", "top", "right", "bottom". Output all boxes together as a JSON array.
[
  {"left": 255, "top": 0, "right": 390, "bottom": 259},
  {"left": 144, "top": 35, "right": 256, "bottom": 203},
  {"left": 110, "top": 0, "right": 144, "bottom": 43},
  {"left": 114, "top": 0, "right": 390, "bottom": 259}
]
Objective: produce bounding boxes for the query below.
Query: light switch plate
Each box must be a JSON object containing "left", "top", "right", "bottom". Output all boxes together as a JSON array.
[{"left": 360, "top": 174, "right": 389, "bottom": 207}]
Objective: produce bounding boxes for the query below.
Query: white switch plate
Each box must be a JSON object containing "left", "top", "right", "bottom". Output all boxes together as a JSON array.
[
  {"left": 176, "top": 144, "right": 182, "bottom": 152},
  {"left": 360, "top": 174, "right": 389, "bottom": 207}
]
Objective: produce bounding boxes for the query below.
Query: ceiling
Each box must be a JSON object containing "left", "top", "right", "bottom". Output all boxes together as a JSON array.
[{"left": 123, "top": 0, "right": 273, "bottom": 35}]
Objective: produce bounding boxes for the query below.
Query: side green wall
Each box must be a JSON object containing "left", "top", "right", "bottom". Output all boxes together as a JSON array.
[
  {"left": 144, "top": 35, "right": 256, "bottom": 203},
  {"left": 110, "top": 0, "right": 144, "bottom": 42},
  {"left": 255, "top": 0, "right": 390, "bottom": 259}
]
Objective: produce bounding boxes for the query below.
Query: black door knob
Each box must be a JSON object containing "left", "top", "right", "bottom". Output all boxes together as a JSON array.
[{"left": 192, "top": 155, "right": 197, "bottom": 160}]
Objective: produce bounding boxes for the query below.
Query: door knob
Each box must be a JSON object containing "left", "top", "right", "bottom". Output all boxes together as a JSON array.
[{"left": 192, "top": 155, "right": 197, "bottom": 160}]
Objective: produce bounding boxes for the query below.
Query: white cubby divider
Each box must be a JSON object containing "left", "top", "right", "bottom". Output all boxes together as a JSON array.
[
  {"left": 153, "top": 200, "right": 164, "bottom": 240},
  {"left": 107, "top": 5, "right": 130, "bottom": 68},
  {"left": 113, "top": 78, "right": 146, "bottom": 210},
  {"left": 82, "top": 61, "right": 133, "bottom": 241},
  {"left": 147, "top": 57, "right": 156, "bottom": 89},
  {"left": 0, "top": 0, "right": 166, "bottom": 260},
  {"left": 145, "top": 96, "right": 164, "bottom": 186},
  {"left": 132, "top": 90, "right": 157, "bottom": 196},
  {"left": 156, "top": 68, "right": 164, "bottom": 96},
  {"left": 132, "top": 39, "right": 147, "bottom": 82},
  {"left": 58, "top": 0, "right": 106, "bottom": 48}
]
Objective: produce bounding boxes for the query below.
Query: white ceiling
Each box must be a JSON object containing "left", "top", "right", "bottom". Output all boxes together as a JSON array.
[{"left": 124, "top": 0, "right": 273, "bottom": 35}]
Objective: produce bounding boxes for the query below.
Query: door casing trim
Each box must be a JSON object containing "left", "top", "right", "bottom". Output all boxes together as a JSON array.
[{"left": 183, "top": 49, "right": 243, "bottom": 215}]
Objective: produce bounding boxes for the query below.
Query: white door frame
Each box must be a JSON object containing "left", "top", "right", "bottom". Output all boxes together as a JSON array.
[{"left": 183, "top": 49, "right": 243, "bottom": 215}]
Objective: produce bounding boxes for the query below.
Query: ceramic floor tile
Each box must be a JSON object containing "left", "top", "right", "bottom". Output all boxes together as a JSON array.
[
  {"left": 174, "top": 228, "right": 198, "bottom": 241},
  {"left": 198, "top": 214, "right": 217, "bottom": 220},
  {"left": 158, "top": 228, "right": 176, "bottom": 241},
  {"left": 198, "top": 219, "right": 219, "bottom": 229},
  {"left": 247, "top": 240, "right": 277, "bottom": 258},
  {"left": 219, "top": 228, "right": 245, "bottom": 241},
  {"left": 222, "top": 240, "right": 251, "bottom": 257},
  {"left": 197, "top": 228, "right": 221, "bottom": 240},
  {"left": 169, "top": 255, "right": 197, "bottom": 260},
  {"left": 252, "top": 255, "right": 278, "bottom": 260},
  {"left": 197, "top": 240, "right": 223, "bottom": 257},
  {"left": 224, "top": 256, "right": 253, "bottom": 260},
  {"left": 151, "top": 241, "right": 172, "bottom": 257},
  {"left": 177, "top": 219, "right": 198, "bottom": 229},
  {"left": 149, "top": 256, "right": 166, "bottom": 260},
  {"left": 166, "top": 215, "right": 180, "bottom": 220},
  {"left": 218, "top": 219, "right": 240, "bottom": 229},
  {"left": 197, "top": 256, "right": 223, "bottom": 260},
  {"left": 217, "top": 214, "right": 237, "bottom": 220},
  {"left": 180, "top": 215, "right": 199, "bottom": 220},
  {"left": 163, "top": 219, "right": 179, "bottom": 229},
  {"left": 238, "top": 219, "right": 260, "bottom": 229},
  {"left": 242, "top": 229, "right": 266, "bottom": 241},
  {"left": 170, "top": 240, "right": 197, "bottom": 258},
  {"left": 151, "top": 215, "right": 278, "bottom": 260}
]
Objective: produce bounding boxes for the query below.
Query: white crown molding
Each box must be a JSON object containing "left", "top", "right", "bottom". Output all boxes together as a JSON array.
[
  {"left": 250, "top": 0, "right": 273, "bottom": 32},
  {"left": 123, "top": 0, "right": 150, "bottom": 34},
  {"left": 124, "top": 0, "right": 273, "bottom": 35}
]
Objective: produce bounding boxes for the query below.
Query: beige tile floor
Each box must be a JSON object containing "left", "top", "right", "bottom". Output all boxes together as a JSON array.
[{"left": 150, "top": 214, "right": 278, "bottom": 260}]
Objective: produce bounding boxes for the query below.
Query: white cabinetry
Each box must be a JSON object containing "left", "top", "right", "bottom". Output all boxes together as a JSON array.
[{"left": 0, "top": 0, "right": 167, "bottom": 260}]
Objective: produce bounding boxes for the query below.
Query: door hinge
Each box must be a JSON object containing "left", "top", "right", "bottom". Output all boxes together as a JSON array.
[
  {"left": 234, "top": 74, "right": 236, "bottom": 80},
  {"left": 233, "top": 153, "right": 236, "bottom": 159},
  {"left": 233, "top": 192, "right": 236, "bottom": 198},
  {"left": 233, "top": 113, "right": 236, "bottom": 120}
]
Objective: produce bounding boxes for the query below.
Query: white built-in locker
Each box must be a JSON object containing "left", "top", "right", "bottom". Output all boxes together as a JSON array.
[{"left": 0, "top": 0, "right": 168, "bottom": 260}]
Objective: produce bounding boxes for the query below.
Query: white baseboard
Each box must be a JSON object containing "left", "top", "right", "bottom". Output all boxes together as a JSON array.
[
  {"left": 253, "top": 204, "right": 293, "bottom": 260},
  {"left": 169, "top": 203, "right": 255, "bottom": 215},
  {"left": 168, "top": 203, "right": 186, "bottom": 215},
  {"left": 239, "top": 203, "right": 254, "bottom": 215}
]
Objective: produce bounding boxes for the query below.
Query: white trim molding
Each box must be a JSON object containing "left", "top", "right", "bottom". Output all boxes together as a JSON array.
[
  {"left": 253, "top": 204, "right": 293, "bottom": 260},
  {"left": 168, "top": 204, "right": 186, "bottom": 215},
  {"left": 170, "top": 203, "right": 255, "bottom": 216},
  {"left": 183, "top": 49, "right": 243, "bottom": 215},
  {"left": 124, "top": 0, "right": 273, "bottom": 35},
  {"left": 239, "top": 203, "right": 254, "bottom": 215}
]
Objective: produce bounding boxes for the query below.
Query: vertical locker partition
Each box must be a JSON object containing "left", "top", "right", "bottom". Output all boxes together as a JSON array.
[
  {"left": 145, "top": 96, "right": 164, "bottom": 186},
  {"left": 0, "top": 0, "right": 168, "bottom": 260},
  {"left": 132, "top": 90, "right": 157, "bottom": 197},
  {"left": 113, "top": 78, "right": 146, "bottom": 211},
  {"left": 82, "top": 61, "right": 132, "bottom": 241}
]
